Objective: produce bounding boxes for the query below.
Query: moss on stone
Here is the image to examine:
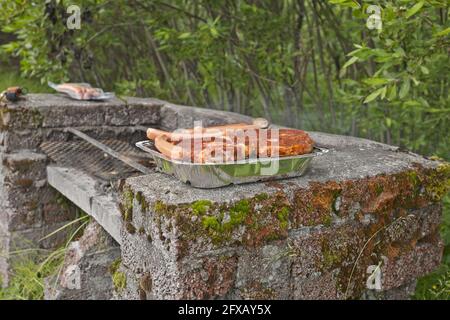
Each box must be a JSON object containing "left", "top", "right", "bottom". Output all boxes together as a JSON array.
[
  {"left": 202, "top": 216, "right": 221, "bottom": 231},
  {"left": 424, "top": 163, "right": 450, "bottom": 201},
  {"left": 124, "top": 209, "right": 133, "bottom": 223},
  {"left": 200, "top": 199, "right": 252, "bottom": 244},
  {"left": 152, "top": 192, "right": 291, "bottom": 253},
  {"left": 125, "top": 222, "right": 136, "bottom": 234},
  {"left": 293, "top": 181, "right": 341, "bottom": 227},
  {"left": 322, "top": 247, "right": 341, "bottom": 270},
  {"left": 112, "top": 271, "right": 127, "bottom": 291},
  {"left": 277, "top": 207, "right": 290, "bottom": 229},
  {"left": 109, "top": 258, "right": 121, "bottom": 275},
  {"left": 255, "top": 193, "right": 269, "bottom": 201},
  {"left": 199, "top": 195, "right": 291, "bottom": 247},
  {"left": 292, "top": 163, "right": 449, "bottom": 230},
  {"left": 31, "top": 109, "right": 44, "bottom": 127},
  {"left": 191, "top": 200, "right": 213, "bottom": 215},
  {"left": 135, "top": 191, "right": 149, "bottom": 213},
  {"left": 154, "top": 200, "right": 168, "bottom": 215},
  {"left": 109, "top": 258, "right": 127, "bottom": 291},
  {"left": 2, "top": 108, "right": 44, "bottom": 129},
  {"left": 229, "top": 199, "right": 250, "bottom": 223},
  {"left": 322, "top": 215, "right": 332, "bottom": 227},
  {"left": 122, "top": 188, "right": 134, "bottom": 222}
]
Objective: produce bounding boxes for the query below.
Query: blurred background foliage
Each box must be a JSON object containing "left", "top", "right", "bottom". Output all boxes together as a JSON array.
[{"left": 0, "top": 0, "right": 449, "bottom": 299}]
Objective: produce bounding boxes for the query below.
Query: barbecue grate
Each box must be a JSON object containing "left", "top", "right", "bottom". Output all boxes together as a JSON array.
[{"left": 41, "top": 138, "right": 155, "bottom": 181}]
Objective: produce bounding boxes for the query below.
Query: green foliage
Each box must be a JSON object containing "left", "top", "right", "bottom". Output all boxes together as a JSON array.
[
  {"left": 0, "top": 67, "right": 50, "bottom": 93},
  {"left": 0, "top": 250, "right": 64, "bottom": 300},
  {"left": 415, "top": 264, "right": 450, "bottom": 300},
  {"left": 336, "top": 0, "right": 449, "bottom": 157},
  {"left": 414, "top": 195, "right": 450, "bottom": 300}
]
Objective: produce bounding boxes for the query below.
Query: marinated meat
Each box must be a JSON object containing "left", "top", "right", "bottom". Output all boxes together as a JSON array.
[{"left": 154, "top": 128, "right": 314, "bottom": 163}]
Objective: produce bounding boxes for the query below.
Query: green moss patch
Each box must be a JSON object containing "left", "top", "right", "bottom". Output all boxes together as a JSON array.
[
  {"left": 110, "top": 259, "right": 127, "bottom": 292},
  {"left": 191, "top": 200, "right": 213, "bottom": 215},
  {"left": 152, "top": 193, "right": 292, "bottom": 253}
]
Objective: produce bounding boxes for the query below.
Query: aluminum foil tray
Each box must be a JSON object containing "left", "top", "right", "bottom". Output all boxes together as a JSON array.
[{"left": 136, "top": 140, "right": 328, "bottom": 189}]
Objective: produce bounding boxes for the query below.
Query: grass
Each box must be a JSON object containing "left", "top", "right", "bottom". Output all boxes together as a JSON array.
[
  {"left": 0, "top": 213, "right": 90, "bottom": 300},
  {"left": 0, "top": 250, "right": 64, "bottom": 300},
  {"left": 0, "top": 66, "right": 50, "bottom": 93}
]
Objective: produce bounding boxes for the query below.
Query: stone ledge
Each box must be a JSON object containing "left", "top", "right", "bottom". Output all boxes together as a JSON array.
[
  {"left": 1, "top": 94, "right": 161, "bottom": 129},
  {"left": 1, "top": 94, "right": 255, "bottom": 131},
  {"left": 46, "top": 166, "right": 122, "bottom": 244}
]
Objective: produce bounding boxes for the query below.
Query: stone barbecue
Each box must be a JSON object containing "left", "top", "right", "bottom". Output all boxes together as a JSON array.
[{"left": 0, "top": 94, "right": 448, "bottom": 300}]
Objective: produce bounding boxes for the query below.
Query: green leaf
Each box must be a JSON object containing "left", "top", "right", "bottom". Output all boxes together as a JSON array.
[
  {"left": 210, "top": 27, "right": 219, "bottom": 38},
  {"left": 364, "top": 87, "right": 385, "bottom": 103},
  {"left": 362, "top": 77, "right": 390, "bottom": 86},
  {"left": 178, "top": 32, "right": 191, "bottom": 40},
  {"left": 405, "top": 1, "right": 425, "bottom": 19},
  {"left": 342, "top": 56, "right": 358, "bottom": 69},
  {"left": 420, "top": 66, "right": 429, "bottom": 75},
  {"left": 434, "top": 27, "right": 450, "bottom": 37},
  {"left": 387, "top": 84, "right": 397, "bottom": 101},
  {"left": 329, "top": 0, "right": 360, "bottom": 8},
  {"left": 386, "top": 118, "right": 392, "bottom": 128},
  {"left": 399, "top": 79, "right": 411, "bottom": 99},
  {"left": 329, "top": 0, "right": 350, "bottom": 3},
  {"left": 380, "top": 86, "right": 387, "bottom": 99},
  {"left": 417, "top": 97, "right": 430, "bottom": 108}
]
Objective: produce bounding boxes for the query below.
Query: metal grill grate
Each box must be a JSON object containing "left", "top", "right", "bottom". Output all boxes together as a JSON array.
[{"left": 41, "top": 138, "right": 155, "bottom": 181}]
